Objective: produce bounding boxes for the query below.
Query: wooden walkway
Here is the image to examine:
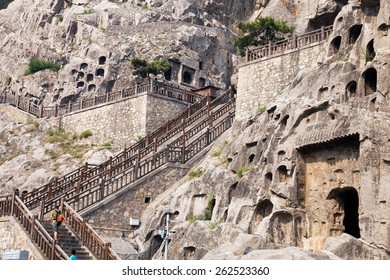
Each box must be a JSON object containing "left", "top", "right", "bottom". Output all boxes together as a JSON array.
[
  {"left": 0, "top": 80, "right": 202, "bottom": 118},
  {"left": 0, "top": 87, "right": 235, "bottom": 260},
  {"left": 245, "top": 25, "right": 333, "bottom": 62}
]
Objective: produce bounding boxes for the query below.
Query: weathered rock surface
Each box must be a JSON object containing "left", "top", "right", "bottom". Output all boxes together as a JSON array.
[
  {"left": 1, "top": 0, "right": 390, "bottom": 261},
  {"left": 132, "top": 0, "right": 390, "bottom": 260}
]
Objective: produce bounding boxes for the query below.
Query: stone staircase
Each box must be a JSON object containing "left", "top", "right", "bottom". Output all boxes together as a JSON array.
[
  {"left": 40, "top": 220, "right": 93, "bottom": 260},
  {"left": 0, "top": 88, "right": 235, "bottom": 260}
]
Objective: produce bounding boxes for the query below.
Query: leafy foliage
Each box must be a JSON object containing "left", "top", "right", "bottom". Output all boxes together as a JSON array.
[
  {"left": 232, "top": 16, "right": 294, "bottom": 55},
  {"left": 130, "top": 57, "right": 170, "bottom": 78},
  {"left": 24, "top": 59, "right": 61, "bottom": 75}
]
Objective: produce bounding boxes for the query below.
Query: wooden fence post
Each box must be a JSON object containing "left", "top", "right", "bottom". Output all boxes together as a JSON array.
[
  {"left": 51, "top": 239, "right": 56, "bottom": 260},
  {"left": 100, "top": 176, "right": 105, "bottom": 200},
  {"left": 39, "top": 104, "right": 43, "bottom": 118},
  {"left": 104, "top": 242, "right": 111, "bottom": 259},
  {"left": 166, "top": 144, "right": 170, "bottom": 163},
  {"left": 268, "top": 41, "right": 272, "bottom": 56},
  {"left": 154, "top": 138, "right": 158, "bottom": 153},
  {"left": 16, "top": 95, "right": 20, "bottom": 108},
  {"left": 38, "top": 200, "right": 45, "bottom": 221},
  {"left": 108, "top": 156, "right": 113, "bottom": 178},
  {"left": 293, "top": 33, "right": 297, "bottom": 48},
  {"left": 54, "top": 104, "right": 58, "bottom": 117},
  {"left": 31, "top": 214, "right": 36, "bottom": 237}
]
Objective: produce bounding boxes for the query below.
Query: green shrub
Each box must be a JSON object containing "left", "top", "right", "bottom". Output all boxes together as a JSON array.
[
  {"left": 232, "top": 16, "right": 294, "bottom": 56},
  {"left": 24, "top": 59, "right": 61, "bottom": 75},
  {"left": 100, "top": 140, "right": 112, "bottom": 149},
  {"left": 187, "top": 194, "right": 215, "bottom": 223},
  {"left": 211, "top": 141, "right": 228, "bottom": 157},
  {"left": 26, "top": 118, "right": 39, "bottom": 128},
  {"left": 188, "top": 167, "right": 204, "bottom": 179},
  {"left": 79, "top": 130, "right": 93, "bottom": 139},
  {"left": 0, "top": 151, "right": 20, "bottom": 165},
  {"left": 259, "top": 105, "right": 267, "bottom": 114},
  {"left": 236, "top": 166, "right": 254, "bottom": 178}
]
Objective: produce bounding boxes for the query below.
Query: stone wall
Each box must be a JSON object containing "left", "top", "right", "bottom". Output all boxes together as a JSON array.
[
  {"left": 0, "top": 104, "right": 34, "bottom": 124},
  {"left": 236, "top": 44, "right": 326, "bottom": 120},
  {"left": 146, "top": 93, "right": 189, "bottom": 134},
  {"left": 47, "top": 93, "right": 188, "bottom": 147},
  {"left": 83, "top": 163, "right": 190, "bottom": 237},
  {"left": 0, "top": 216, "right": 45, "bottom": 260}
]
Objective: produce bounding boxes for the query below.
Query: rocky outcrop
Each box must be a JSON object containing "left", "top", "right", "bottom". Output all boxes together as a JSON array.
[
  {"left": 0, "top": 0, "right": 236, "bottom": 107},
  {"left": 133, "top": 0, "right": 390, "bottom": 260}
]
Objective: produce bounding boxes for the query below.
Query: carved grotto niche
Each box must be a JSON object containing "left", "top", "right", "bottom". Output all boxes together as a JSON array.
[
  {"left": 329, "top": 36, "right": 342, "bottom": 56},
  {"left": 248, "top": 199, "right": 273, "bottom": 234},
  {"left": 327, "top": 187, "right": 361, "bottom": 238},
  {"left": 269, "top": 211, "right": 295, "bottom": 246},
  {"left": 349, "top": 25, "right": 363, "bottom": 44},
  {"left": 345, "top": 81, "right": 357, "bottom": 101},
  {"left": 183, "top": 246, "right": 196, "bottom": 260},
  {"left": 361, "top": 68, "right": 377, "bottom": 96},
  {"left": 297, "top": 134, "right": 361, "bottom": 245}
]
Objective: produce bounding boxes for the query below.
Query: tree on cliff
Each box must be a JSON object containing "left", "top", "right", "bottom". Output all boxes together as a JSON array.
[
  {"left": 131, "top": 58, "right": 170, "bottom": 78},
  {"left": 233, "top": 16, "right": 294, "bottom": 56}
]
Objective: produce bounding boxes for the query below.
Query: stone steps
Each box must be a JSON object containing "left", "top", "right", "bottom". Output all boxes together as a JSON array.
[{"left": 41, "top": 220, "right": 93, "bottom": 260}]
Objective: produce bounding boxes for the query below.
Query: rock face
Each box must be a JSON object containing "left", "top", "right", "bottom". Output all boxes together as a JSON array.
[
  {"left": 133, "top": 0, "right": 390, "bottom": 260},
  {"left": 0, "top": 0, "right": 237, "bottom": 107},
  {"left": 1, "top": 0, "right": 390, "bottom": 261}
]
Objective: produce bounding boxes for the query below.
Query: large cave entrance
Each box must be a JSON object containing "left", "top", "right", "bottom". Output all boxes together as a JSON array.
[{"left": 327, "top": 187, "right": 361, "bottom": 238}]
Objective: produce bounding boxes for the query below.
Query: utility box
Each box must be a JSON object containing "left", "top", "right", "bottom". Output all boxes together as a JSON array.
[
  {"left": 129, "top": 218, "right": 140, "bottom": 227},
  {"left": 2, "top": 250, "right": 29, "bottom": 260}
]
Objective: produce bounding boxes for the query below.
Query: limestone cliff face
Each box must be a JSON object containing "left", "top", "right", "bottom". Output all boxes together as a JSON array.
[
  {"left": 134, "top": 1, "right": 390, "bottom": 260},
  {"left": 0, "top": 0, "right": 236, "bottom": 106},
  {"left": 0, "top": 0, "right": 350, "bottom": 108}
]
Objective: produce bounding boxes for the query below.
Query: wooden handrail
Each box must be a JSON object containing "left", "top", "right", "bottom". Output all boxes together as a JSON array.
[
  {"left": 10, "top": 195, "right": 68, "bottom": 260},
  {"left": 246, "top": 25, "right": 333, "bottom": 62},
  {"left": 0, "top": 81, "right": 202, "bottom": 119},
  {"left": 63, "top": 202, "right": 120, "bottom": 260},
  {"left": 56, "top": 100, "right": 235, "bottom": 213},
  {"left": 0, "top": 195, "right": 12, "bottom": 216},
  {"left": 21, "top": 89, "right": 233, "bottom": 212},
  {"left": 1, "top": 91, "right": 235, "bottom": 260}
]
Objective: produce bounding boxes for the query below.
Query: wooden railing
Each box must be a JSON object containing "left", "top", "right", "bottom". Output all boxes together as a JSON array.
[
  {"left": 21, "top": 89, "right": 234, "bottom": 212},
  {"left": 0, "top": 81, "right": 203, "bottom": 118},
  {"left": 0, "top": 195, "right": 12, "bottom": 216},
  {"left": 1, "top": 89, "right": 235, "bottom": 260},
  {"left": 63, "top": 202, "right": 119, "bottom": 260},
  {"left": 0, "top": 195, "right": 68, "bottom": 260},
  {"left": 246, "top": 25, "right": 333, "bottom": 62},
  {"left": 43, "top": 106, "right": 235, "bottom": 214}
]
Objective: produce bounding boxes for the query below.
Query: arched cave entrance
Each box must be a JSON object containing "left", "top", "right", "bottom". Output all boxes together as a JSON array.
[
  {"left": 349, "top": 25, "right": 362, "bottom": 44},
  {"left": 366, "top": 39, "right": 375, "bottom": 62},
  {"left": 329, "top": 36, "right": 342, "bottom": 56},
  {"left": 327, "top": 187, "right": 361, "bottom": 238},
  {"left": 183, "top": 71, "right": 193, "bottom": 84},
  {"left": 362, "top": 68, "right": 377, "bottom": 96},
  {"left": 345, "top": 81, "right": 357, "bottom": 100},
  {"left": 248, "top": 199, "right": 273, "bottom": 234}
]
